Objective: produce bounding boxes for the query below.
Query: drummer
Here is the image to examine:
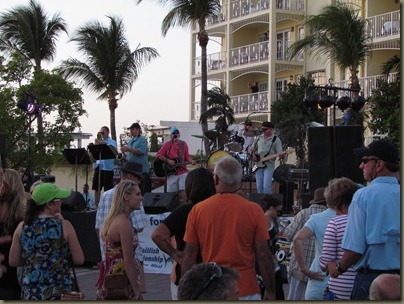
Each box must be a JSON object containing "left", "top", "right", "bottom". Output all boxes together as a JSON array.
[{"left": 241, "top": 119, "right": 255, "bottom": 153}]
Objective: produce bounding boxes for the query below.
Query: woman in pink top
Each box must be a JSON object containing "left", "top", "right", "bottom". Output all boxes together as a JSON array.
[{"left": 319, "top": 177, "right": 360, "bottom": 300}]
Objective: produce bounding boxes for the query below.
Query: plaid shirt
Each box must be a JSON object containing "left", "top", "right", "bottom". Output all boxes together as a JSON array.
[
  {"left": 283, "top": 204, "right": 327, "bottom": 282},
  {"left": 95, "top": 186, "right": 147, "bottom": 261}
]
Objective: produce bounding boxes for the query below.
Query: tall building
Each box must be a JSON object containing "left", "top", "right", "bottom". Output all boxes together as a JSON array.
[{"left": 188, "top": 0, "right": 400, "bottom": 132}]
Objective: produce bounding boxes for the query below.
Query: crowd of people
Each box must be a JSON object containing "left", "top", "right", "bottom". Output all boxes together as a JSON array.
[{"left": 0, "top": 124, "right": 400, "bottom": 300}]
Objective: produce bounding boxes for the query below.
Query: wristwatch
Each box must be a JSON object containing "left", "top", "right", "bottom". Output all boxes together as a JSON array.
[{"left": 336, "top": 262, "right": 346, "bottom": 274}]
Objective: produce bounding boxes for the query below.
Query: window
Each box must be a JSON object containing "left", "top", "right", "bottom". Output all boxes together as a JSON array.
[{"left": 308, "top": 70, "right": 326, "bottom": 85}]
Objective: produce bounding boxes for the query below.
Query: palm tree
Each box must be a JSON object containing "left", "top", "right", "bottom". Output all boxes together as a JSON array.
[
  {"left": 381, "top": 55, "right": 400, "bottom": 78},
  {"left": 137, "top": 0, "right": 221, "bottom": 155},
  {"left": 200, "top": 86, "right": 235, "bottom": 133},
  {"left": 59, "top": 16, "right": 159, "bottom": 141},
  {"left": 288, "top": 2, "right": 372, "bottom": 96},
  {"left": 0, "top": 0, "right": 68, "bottom": 144}
]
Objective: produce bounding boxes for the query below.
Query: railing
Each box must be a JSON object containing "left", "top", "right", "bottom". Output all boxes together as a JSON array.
[
  {"left": 275, "top": 0, "right": 304, "bottom": 11},
  {"left": 229, "top": 41, "right": 269, "bottom": 67},
  {"left": 230, "top": 91, "right": 269, "bottom": 114},
  {"left": 230, "top": 0, "right": 269, "bottom": 19},
  {"left": 194, "top": 51, "right": 227, "bottom": 74},
  {"left": 206, "top": 3, "right": 228, "bottom": 27},
  {"left": 367, "top": 10, "right": 400, "bottom": 40}
]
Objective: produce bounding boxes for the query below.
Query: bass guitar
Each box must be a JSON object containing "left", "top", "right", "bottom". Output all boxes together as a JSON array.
[{"left": 252, "top": 148, "right": 295, "bottom": 173}]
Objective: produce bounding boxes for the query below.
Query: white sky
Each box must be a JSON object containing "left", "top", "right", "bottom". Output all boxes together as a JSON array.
[{"left": 0, "top": 0, "right": 191, "bottom": 143}]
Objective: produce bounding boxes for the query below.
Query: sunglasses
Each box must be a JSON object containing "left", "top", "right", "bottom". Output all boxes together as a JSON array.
[
  {"left": 193, "top": 262, "right": 223, "bottom": 300},
  {"left": 362, "top": 158, "right": 379, "bottom": 164},
  {"left": 261, "top": 128, "right": 269, "bottom": 131}
]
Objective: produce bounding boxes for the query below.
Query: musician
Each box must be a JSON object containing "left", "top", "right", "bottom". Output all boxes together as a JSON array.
[
  {"left": 242, "top": 119, "right": 255, "bottom": 152},
  {"left": 92, "top": 126, "right": 117, "bottom": 207},
  {"left": 121, "top": 122, "right": 151, "bottom": 194},
  {"left": 251, "top": 122, "right": 286, "bottom": 194},
  {"left": 156, "top": 127, "right": 195, "bottom": 204}
]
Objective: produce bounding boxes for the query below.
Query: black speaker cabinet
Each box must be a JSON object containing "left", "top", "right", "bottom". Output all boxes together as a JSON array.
[
  {"left": 62, "top": 191, "right": 86, "bottom": 212},
  {"left": 143, "top": 192, "right": 180, "bottom": 214},
  {"left": 308, "top": 126, "right": 364, "bottom": 192},
  {"left": 248, "top": 193, "right": 284, "bottom": 212}
]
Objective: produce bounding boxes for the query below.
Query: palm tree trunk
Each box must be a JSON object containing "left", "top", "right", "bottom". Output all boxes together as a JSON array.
[
  {"left": 199, "top": 29, "right": 210, "bottom": 155},
  {"left": 108, "top": 95, "right": 118, "bottom": 141}
]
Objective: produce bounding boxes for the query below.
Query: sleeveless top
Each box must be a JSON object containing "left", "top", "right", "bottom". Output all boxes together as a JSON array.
[{"left": 20, "top": 217, "right": 72, "bottom": 300}]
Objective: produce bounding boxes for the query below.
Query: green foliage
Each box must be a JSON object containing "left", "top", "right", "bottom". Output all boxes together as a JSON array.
[
  {"left": 271, "top": 76, "right": 324, "bottom": 166},
  {"left": 0, "top": 62, "right": 86, "bottom": 174},
  {"left": 365, "top": 79, "right": 400, "bottom": 148},
  {"left": 149, "top": 132, "right": 159, "bottom": 152}
]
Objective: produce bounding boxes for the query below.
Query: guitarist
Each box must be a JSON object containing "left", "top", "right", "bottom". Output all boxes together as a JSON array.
[
  {"left": 250, "top": 122, "right": 286, "bottom": 194},
  {"left": 156, "top": 127, "right": 195, "bottom": 204}
]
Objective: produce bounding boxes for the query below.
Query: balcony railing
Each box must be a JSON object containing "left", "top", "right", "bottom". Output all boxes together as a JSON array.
[
  {"left": 206, "top": 3, "right": 228, "bottom": 27},
  {"left": 230, "top": 91, "right": 269, "bottom": 114},
  {"left": 230, "top": 0, "right": 269, "bottom": 19},
  {"left": 367, "top": 10, "right": 400, "bottom": 40},
  {"left": 194, "top": 51, "right": 227, "bottom": 75},
  {"left": 229, "top": 41, "right": 269, "bottom": 67},
  {"left": 275, "top": 0, "right": 304, "bottom": 11}
]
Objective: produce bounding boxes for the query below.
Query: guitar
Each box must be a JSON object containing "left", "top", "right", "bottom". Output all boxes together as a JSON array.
[
  {"left": 153, "top": 158, "right": 203, "bottom": 177},
  {"left": 252, "top": 148, "right": 295, "bottom": 173}
]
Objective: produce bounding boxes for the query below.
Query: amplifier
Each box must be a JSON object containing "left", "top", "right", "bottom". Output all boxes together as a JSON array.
[{"left": 289, "top": 169, "right": 309, "bottom": 181}]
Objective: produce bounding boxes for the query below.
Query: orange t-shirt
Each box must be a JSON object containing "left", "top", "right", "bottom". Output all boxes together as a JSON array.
[{"left": 184, "top": 193, "right": 269, "bottom": 297}]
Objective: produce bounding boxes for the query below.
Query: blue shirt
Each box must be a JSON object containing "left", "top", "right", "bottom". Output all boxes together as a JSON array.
[
  {"left": 95, "top": 186, "right": 147, "bottom": 261},
  {"left": 342, "top": 176, "right": 400, "bottom": 270},
  {"left": 305, "top": 208, "right": 337, "bottom": 273},
  {"left": 81, "top": 191, "right": 95, "bottom": 209},
  {"left": 93, "top": 137, "right": 117, "bottom": 171},
  {"left": 126, "top": 135, "right": 149, "bottom": 173}
]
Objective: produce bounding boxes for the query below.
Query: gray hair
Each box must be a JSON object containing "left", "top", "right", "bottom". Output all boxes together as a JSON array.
[{"left": 213, "top": 156, "right": 242, "bottom": 185}]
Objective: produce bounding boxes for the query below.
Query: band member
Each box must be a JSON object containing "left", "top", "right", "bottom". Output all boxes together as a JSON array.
[
  {"left": 156, "top": 127, "right": 195, "bottom": 204},
  {"left": 251, "top": 122, "right": 285, "bottom": 194},
  {"left": 121, "top": 123, "right": 151, "bottom": 194},
  {"left": 92, "top": 126, "right": 117, "bottom": 207},
  {"left": 242, "top": 119, "right": 255, "bottom": 152}
]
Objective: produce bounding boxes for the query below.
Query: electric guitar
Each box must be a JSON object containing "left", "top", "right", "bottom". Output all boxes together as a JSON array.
[
  {"left": 252, "top": 148, "right": 295, "bottom": 173},
  {"left": 153, "top": 158, "right": 203, "bottom": 177}
]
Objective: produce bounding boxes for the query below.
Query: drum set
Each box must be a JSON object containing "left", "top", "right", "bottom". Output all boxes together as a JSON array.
[{"left": 192, "top": 125, "right": 260, "bottom": 181}]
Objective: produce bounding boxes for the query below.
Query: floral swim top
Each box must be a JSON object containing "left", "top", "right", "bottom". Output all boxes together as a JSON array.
[{"left": 20, "top": 217, "right": 72, "bottom": 300}]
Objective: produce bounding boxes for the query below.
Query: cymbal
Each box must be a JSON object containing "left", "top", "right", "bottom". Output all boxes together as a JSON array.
[
  {"left": 192, "top": 134, "right": 208, "bottom": 139},
  {"left": 204, "top": 130, "right": 229, "bottom": 144},
  {"left": 238, "top": 120, "right": 262, "bottom": 128}
]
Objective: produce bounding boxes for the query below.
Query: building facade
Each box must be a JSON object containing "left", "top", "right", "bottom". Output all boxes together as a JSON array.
[{"left": 188, "top": 0, "right": 400, "bottom": 131}]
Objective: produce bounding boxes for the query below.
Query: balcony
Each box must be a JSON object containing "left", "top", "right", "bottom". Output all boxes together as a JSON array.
[
  {"left": 230, "top": 91, "right": 269, "bottom": 114},
  {"left": 229, "top": 41, "right": 269, "bottom": 67},
  {"left": 206, "top": 3, "right": 228, "bottom": 27},
  {"left": 194, "top": 51, "right": 227, "bottom": 75},
  {"left": 230, "top": 0, "right": 269, "bottom": 19},
  {"left": 275, "top": 0, "right": 304, "bottom": 11},
  {"left": 367, "top": 10, "right": 400, "bottom": 40}
]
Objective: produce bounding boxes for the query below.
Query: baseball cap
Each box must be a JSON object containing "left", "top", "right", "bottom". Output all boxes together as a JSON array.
[
  {"left": 262, "top": 121, "right": 274, "bottom": 128},
  {"left": 121, "top": 162, "right": 143, "bottom": 180},
  {"left": 245, "top": 119, "right": 252, "bottom": 126},
  {"left": 170, "top": 127, "right": 179, "bottom": 134},
  {"left": 32, "top": 183, "right": 72, "bottom": 206},
  {"left": 127, "top": 123, "right": 141, "bottom": 130},
  {"left": 353, "top": 139, "right": 399, "bottom": 164}
]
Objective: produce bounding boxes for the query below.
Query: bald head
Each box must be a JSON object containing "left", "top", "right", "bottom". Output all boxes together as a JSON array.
[{"left": 369, "top": 274, "right": 401, "bottom": 300}]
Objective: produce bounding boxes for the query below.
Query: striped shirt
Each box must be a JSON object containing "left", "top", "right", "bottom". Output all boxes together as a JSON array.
[{"left": 319, "top": 215, "right": 356, "bottom": 300}]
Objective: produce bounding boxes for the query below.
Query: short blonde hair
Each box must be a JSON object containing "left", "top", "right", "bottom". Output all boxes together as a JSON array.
[{"left": 324, "top": 177, "right": 359, "bottom": 209}]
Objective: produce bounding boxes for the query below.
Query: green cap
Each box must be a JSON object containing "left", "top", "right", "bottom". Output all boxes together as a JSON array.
[{"left": 31, "top": 183, "right": 72, "bottom": 206}]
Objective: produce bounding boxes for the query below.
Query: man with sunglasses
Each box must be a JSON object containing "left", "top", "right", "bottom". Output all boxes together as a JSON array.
[
  {"left": 251, "top": 121, "right": 286, "bottom": 194},
  {"left": 328, "top": 139, "right": 400, "bottom": 300},
  {"left": 156, "top": 127, "right": 195, "bottom": 204},
  {"left": 92, "top": 126, "right": 117, "bottom": 207}
]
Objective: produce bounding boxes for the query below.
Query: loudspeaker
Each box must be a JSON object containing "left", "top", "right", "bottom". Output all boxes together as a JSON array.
[
  {"left": 308, "top": 126, "right": 364, "bottom": 192},
  {"left": 143, "top": 192, "right": 180, "bottom": 214},
  {"left": 248, "top": 193, "right": 284, "bottom": 212},
  {"left": 0, "top": 133, "right": 6, "bottom": 168},
  {"left": 62, "top": 191, "right": 86, "bottom": 212}
]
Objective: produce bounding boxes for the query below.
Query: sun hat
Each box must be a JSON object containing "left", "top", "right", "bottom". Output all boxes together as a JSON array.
[
  {"left": 31, "top": 183, "right": 71, "bottom": 206},
  {"left": 309, "top": 187, "right": 326, "bottom": 205},
  {"left": 121, "top": 162, "right": 143, "bottom": 180},
  {"left": 353, "top": 139, "right": 399, "bottom": 164},
  {"left": 170, "top": 127, "right": 179, "bottom": 134}
]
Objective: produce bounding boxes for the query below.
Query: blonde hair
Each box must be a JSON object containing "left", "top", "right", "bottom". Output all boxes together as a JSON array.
[
  {"left": 0, "top": 169, "right": 25, "bottom": 235},
  {"left": 101, "top": 180, "right": 138, "bottom": 238},
  {"left": 324, "top": 177, "right": 359, "bottom": 209}
]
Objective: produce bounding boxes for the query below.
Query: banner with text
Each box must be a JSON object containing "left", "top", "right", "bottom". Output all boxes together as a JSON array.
[{"left": 138, "top": 212, "right": 174, "bottom": 274}]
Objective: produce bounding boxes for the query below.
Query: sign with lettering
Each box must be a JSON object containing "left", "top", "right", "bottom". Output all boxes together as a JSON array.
[{"left": 138, "top": 212, "right": 174, "bottom": 274}]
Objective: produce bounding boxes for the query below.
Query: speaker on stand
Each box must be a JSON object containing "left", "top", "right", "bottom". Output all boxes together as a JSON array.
[{"left": 142, "top": 192, "right": 180, "bottom": 214}]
